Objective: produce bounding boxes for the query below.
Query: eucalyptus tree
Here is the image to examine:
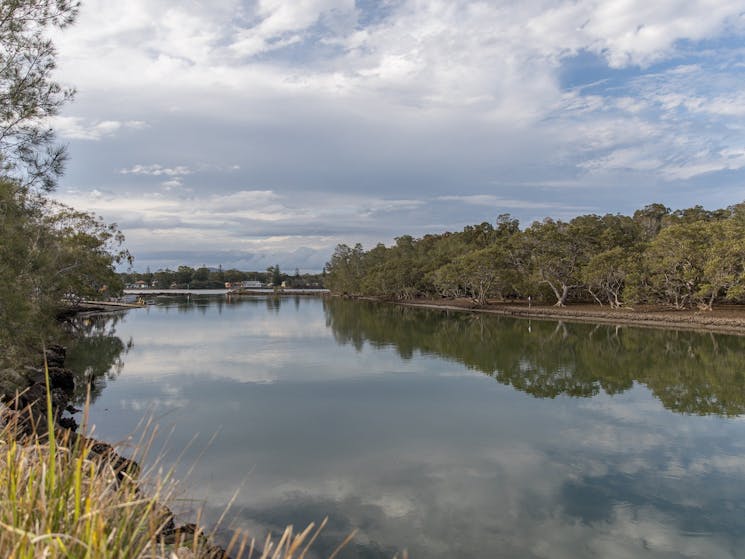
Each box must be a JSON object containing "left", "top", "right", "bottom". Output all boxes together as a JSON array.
[
  {"left": 644, "top": 221, "right": 710, "bottom": 308},
  {"left": 324, "top": 243, "right": 366, "bottom": 295},
  {"left": 582, "top": 247, "right": 629, "bottom": 307},
  {"left": 522, "top": 218, "right": 594, "bottom": 306},
  {"left": 431, "top": 244, "right": 513, "bottom": 305},
  {"left": 633, "top": 203, "right": 670, "bottom": 242},
  {"left": 699, "top": 219, "right": 745, "bottom": 309}
]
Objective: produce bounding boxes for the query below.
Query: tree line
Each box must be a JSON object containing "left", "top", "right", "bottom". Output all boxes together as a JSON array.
[
  {"left": 324, "top": 204, "right": 745, "bottom": 309},
  {"left": 120, "top": 265, "right": 325, "bottom": 289},
  {"left": 0, "top": 1, "right": 128, "bottom": 367}
]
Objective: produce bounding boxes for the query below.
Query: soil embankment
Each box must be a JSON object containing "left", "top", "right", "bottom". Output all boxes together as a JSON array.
[{"left": 400, "top": 299, "right": 745, "bottom": 335}]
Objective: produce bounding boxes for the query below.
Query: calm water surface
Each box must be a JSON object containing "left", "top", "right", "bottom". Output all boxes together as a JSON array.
[{"left": 66, "top": 296, "right": 745, "bottom": 558}]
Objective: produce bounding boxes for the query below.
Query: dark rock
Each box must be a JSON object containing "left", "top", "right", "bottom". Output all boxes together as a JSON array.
[
  {"left": 47, "top": 367, "right": 75, "bottom": 391},
  {"left": 158, "top": 504, "right": 176, "bottom": 536},
  {"left": 51, "top": 387, "right": 69, "bottom": 410},
  {"left": 44, "top": 345, "right": 66, "bottom": 368},
  {"left": 19, "top": 383, "right": 45, "bottom": 409},
  {"left": 88, "top": 440, "right": 141, "bottom": 481},
  {"left": 159, "top": 523, "right": 232, "bottom": 559},
  {"left": 24, "top": 367, "right": 45, "bottom": 386},
  {"left": 57, "top": 416, "right": 78, "bottom": 430},
  {"left": 0, "top": 369, "right": 26, "bottom": 400}
]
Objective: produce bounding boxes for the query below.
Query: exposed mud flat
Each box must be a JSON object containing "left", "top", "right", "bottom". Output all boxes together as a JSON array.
[{"left": 400, "top": 299, "right": 745, "bottom": 335}]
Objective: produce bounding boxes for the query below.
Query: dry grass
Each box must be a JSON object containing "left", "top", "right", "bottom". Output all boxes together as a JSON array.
[{"left": 0, "top": 359, "right": 361, "bottom": 559}]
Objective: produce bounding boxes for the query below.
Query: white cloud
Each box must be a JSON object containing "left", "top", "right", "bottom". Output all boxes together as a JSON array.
[
  {"left": 51, "top": 116, "right": 147, "bottom": 140},
  {"left": 120, "top": 164, "right": 193, "bottom": 177},
  {"left": 230, "top": 0, "right": 356, "bottom": 57},
  {"left": 161, "top": 178, "right": 184, "bottom": 190},
  {"left": 47, "top": 0, "right": 745, "bottom": 266},
  {"left": 661, "top": 148, "right": 745, "bottom": 180}
]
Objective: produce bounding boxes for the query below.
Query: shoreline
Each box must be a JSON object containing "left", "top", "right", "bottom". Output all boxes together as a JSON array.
[
  {"left": 393, "top": 299, "right": 745, "bottom": 336},
  {"left": 0, "top": 309, "right": 235, "bottom": 558}
]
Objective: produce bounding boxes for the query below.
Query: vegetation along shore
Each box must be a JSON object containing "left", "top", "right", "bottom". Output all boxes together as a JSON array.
[
  {"left": 323, "top": 204, "right": 745, "bottom": 327},
  {"left": 0, "top": 2, "right": 338, "bottom": 557}
]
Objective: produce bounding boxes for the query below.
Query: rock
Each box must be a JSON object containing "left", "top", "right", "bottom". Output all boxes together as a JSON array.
[
  {"left": 88, "top": 440, "right": 141, "bottom": 481},
  {"left": 0, "top": 369, "right": 27, "bottom": 400},
  {"left": 23, "top": 367, "right": 45, "bottom": 386},
  {"left": 47, "top": 367, "right": 74, "bottom": 391},
  {"left": 57, "top": 416, "right": 78, "bottom": 430},
  {"left": 19, "top": 383, "right": 45, "bottom": 409},
  {"left": 159, "top": 524, "right": 231, "bottom": 559},
  {"left": 44, "top": 345, "right": 66, "bottom": 368}
]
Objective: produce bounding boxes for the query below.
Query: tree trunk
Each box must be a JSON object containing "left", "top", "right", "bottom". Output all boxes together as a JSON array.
[
  {"left": 588, "top": 287, "right": 603, "bottom": 306},
  {"left": 706, "top": 291, "right": 716, "bottom": 311},
  {"left": 553, "top": 284, "right": 569, "bottom": 307}
]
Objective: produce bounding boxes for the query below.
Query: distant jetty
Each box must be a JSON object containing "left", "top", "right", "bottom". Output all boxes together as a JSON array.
[
  {"left": 227, "top": 288, "right": 329, "bottom": 296},
  {"left": 123, "top": 288, "right": 329, "bottom": 296}
]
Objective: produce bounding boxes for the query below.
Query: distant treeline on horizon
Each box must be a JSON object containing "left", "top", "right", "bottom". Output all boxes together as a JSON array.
[
  {"left": 120, "top": 265, "right": 325, "bottom": 290},
  {"left": 323, "top": 202, "right": 745, "bottom": 310}
]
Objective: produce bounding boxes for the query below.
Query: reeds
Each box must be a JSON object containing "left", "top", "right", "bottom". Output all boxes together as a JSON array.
[{"left": 0, "top": 358, "right": 357, "bottom": 558}]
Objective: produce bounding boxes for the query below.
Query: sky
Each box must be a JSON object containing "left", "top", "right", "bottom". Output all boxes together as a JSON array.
[{"left": 49, "top": 0, "right": 745, "bottom": 272}]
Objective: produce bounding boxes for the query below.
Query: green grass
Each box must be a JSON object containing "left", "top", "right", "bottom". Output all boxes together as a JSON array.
[{"left": 0, "top": 356, "right": 360, "bottom": 559}]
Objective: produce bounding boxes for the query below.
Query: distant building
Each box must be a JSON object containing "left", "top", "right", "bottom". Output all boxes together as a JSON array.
[
  {"left": 225, "top": 280, "right": 265, "bottom": 290},
  {"left": 133, "top": 280, "right": 148, "bottom": 289}
]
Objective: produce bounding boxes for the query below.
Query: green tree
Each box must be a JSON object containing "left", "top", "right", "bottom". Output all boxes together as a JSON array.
[
  {"left": 431, "top": 245, "right": 509, "bottom": 306},
  {"left": 582, "top": 247, "right": 629, "bottom": 307},
  {"left": 324, "top": 244, "right": 365, "bottom": 295},
  {"left": 633, "top": 203, "right": 670, "bottom": 242},
  {"left": 0, "top": 0, "right": 79, "bottom": 191},
  {"left": 0, "top": 180, "right": 129, "bottom": 365},
  {"left": 141, "top": 266, "right": 153, "bottom": 287},
  {"left": 193, "top": 266, "right": 210, "bottom": 282},
  {"left": 644, "top": 222, "right": 710, "bottom": 308},
  {"left": 699, "top": 219, "right": 745, "bottom": 309},
  {"left": 523, "top": 219, "right": 585, "bottom": 306},
  {"left": 175, "top": 265, "right": 194, "bottom": 287}
]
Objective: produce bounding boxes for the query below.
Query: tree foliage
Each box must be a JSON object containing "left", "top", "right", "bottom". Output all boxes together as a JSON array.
[
  {"left": 324, "top": 203, "right": 745, "bottom": 310},
  {"left": 0, "top": 0, "right": 79, "bottom": 191},
  {"left": 0, "top": 180, "right": 129, "bottom": 365},
  {"left": 0, "top": 1, "right": 138, "bottom": 369}
]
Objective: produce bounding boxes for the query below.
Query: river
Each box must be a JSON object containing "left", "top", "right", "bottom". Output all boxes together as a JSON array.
[{"left": 65, "top": 295, "right": 745, "bottom": 558}]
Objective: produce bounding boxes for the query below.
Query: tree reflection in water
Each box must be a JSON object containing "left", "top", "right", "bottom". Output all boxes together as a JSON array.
[
  {"left": 324, "top": 299, "right": 745, "bottom": 416},
  {"left": 64, "top": 313, "right": 131, "bottom": 406}
]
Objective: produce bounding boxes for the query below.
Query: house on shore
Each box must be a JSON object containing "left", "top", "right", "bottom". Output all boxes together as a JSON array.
[{"left": 225, "top": 280, "right": 265, "bottom": 289}]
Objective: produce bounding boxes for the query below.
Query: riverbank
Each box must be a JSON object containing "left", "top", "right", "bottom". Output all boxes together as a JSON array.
[
  {"left": 0, "top": 343, "right": 237, "bottom": 558},
  {"left": 0, "top": 304, "right": 345, "bottom": 558},
  {"left": 398, "top": 299, "right": 745, "bottom": 335}
]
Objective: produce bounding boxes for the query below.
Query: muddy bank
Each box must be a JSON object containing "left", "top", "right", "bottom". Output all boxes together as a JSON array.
[{"left": 396, "top": 299, "right": 745, "bottom": 335}]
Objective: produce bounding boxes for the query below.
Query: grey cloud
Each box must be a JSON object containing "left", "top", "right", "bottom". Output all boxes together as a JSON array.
[{"left": 50, "top": 0, "right": 745, "bottom": 270}]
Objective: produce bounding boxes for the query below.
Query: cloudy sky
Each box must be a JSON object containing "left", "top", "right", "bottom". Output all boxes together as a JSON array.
[{"left": 50, "top": 0, "right": 745, "bottom": 272}]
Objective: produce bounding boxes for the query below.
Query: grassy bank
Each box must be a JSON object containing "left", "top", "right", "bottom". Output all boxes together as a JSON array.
[{"left": 0, "top": 364, "right": 352, "bottom": 559}]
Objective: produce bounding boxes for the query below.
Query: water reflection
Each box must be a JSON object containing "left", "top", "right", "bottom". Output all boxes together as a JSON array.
[
  {"left": 324, "top": 299, "right": 745, "bottom": 416},
  {"left": 64, "top": 312, "right": 130, "bottom": 405},
  {"left": 80, "top": 297, "right": 745, "bottom": 558}
]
